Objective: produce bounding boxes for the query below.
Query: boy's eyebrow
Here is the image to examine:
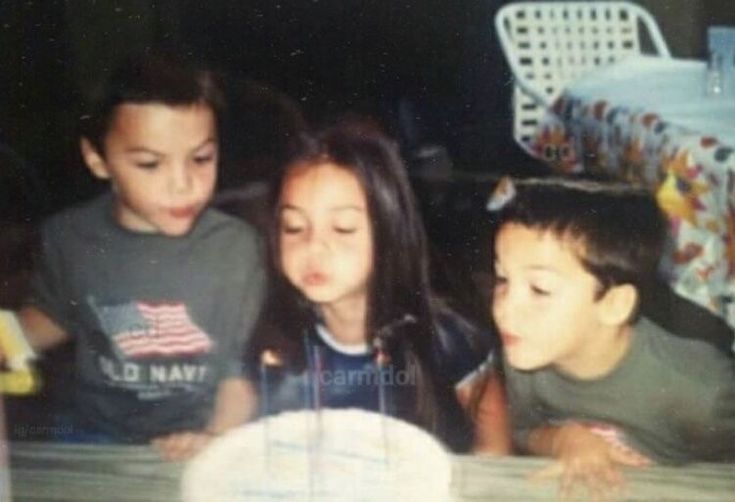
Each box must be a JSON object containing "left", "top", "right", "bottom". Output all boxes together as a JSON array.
[
  {"left": 493, "top": 261, "right": 560, "bottom": 274},
  {"left": 124, "top": 146, "right": 163, "bottom": 155},
  {"left": 192, "top": 137, "right": 217, "bottom": 151},
  {"left": 279, "top": 204, "right": 364, "bottom": 212},
  {"left": 328, "top": 205, "right": 364, "bottom": 212},
  {"left": 124, "top": 138, "right": 217, "bottom": 155},
  {"left": 526, "top": 265, "right": 561, "bottom": 275}
]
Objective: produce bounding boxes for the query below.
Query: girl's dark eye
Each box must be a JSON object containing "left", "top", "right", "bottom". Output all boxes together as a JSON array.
[
  {"left": 281, "top": 225, "right": 303, "bottom": 234},
  {"left": 135, "top": 161, "right": 159, "bottom": 170},
  {"left": 193, "top": 155, "right": 215, "bottom": 165},
  {"left": 334, "top": 227, "right": 356, "bottom": 234},
  {"left": 531, "top": 285, "right": 551, "bottom": 296}
]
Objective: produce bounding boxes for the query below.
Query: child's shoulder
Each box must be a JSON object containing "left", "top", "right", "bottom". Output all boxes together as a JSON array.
[
  {"left": 196, "top": 205, "right": 260, "bottom": 245},
  {"left": 636, "top": 317, "right": 734, "bottom": 384},
  {"left": 42, "top": 192, "right": 112, "bottom": 237},
  {"left": 189, "top": 207, "right": 264, "bottom": 271},
  {"left": 433, "top": 303, "right": 493, "bottom": 348},
  {"left": 432, "top": 303, "right": 495, "bottom": 382},
  {"left": 41, "top": 193, "right": 261, "bottom": 253}
]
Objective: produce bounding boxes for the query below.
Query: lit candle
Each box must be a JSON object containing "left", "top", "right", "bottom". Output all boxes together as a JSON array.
[
  {"left": 374, "top": 337, "right": 390, "bottom": 466},
  {"left": 260, "top": 349, "right": 281, "bottom": 481},
  {"left": 373, "top": 314, "right": 416, "bottom": 467},
  {"left": 312, "top": 345, "right": 323, "bottom": 436},
  {"left": 302, "top": 331, "right": 316, "bottom": 501},
  {"left": 311, "top": 344, "right": 325, "bottom": 498}
]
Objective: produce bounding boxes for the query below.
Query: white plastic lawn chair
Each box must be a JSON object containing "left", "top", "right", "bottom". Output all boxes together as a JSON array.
[{"left": 495, "top": 1, "right": 671, "bottom": 150}]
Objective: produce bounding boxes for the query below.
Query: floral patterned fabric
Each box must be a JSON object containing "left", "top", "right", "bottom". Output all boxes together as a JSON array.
[{"left": 529, "top": 57, "right": 735, "bottom": 334}]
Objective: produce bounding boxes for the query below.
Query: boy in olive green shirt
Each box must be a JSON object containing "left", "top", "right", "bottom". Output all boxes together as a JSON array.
[{"left": 491, "top": 178, "right": 735, "bottom": 492}]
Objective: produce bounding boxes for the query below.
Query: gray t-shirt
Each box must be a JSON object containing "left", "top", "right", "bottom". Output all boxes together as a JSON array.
[
  {"left": 28, "top": 193, "right": 265, "bottom": 442},
  {"left": 505, "top": 317, "right": 735, "bottom": 464}
]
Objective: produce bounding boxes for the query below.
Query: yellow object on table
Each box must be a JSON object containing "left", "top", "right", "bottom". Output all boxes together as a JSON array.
[{"left": 0, "top": 310, "right": 38, "bottom": 395}]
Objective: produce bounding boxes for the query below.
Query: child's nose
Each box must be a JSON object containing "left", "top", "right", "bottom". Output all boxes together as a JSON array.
[
  {"left": 305, "top": 230, "right": 330, "bottom": 255},
  {"left": 169, "top": 165, "right": 193, "bottom": 194}
]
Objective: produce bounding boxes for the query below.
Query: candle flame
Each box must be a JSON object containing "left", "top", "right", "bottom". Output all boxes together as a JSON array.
[{"left": 260, "top": 349, "right": 282, "bottom": 367}]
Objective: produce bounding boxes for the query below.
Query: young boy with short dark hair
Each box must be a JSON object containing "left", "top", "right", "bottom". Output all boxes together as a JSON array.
[
  {"left": 12, "top": 55, "right": 265, "bottom": 460},
  {"left": 491, "top": 178, "right": 735, "bottom": 490}
]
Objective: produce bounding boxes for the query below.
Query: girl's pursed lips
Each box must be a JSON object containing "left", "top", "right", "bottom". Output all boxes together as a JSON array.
[{"left": 303, "top": 271, "right": 329, "bottom": 286}]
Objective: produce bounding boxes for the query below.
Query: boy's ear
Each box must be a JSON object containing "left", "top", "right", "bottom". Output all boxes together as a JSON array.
[
  {"left": 597, "top": 283, "right": 638, "bottom": 326},
  {"left": 80, "top": 138, "right": 110, "bottom": 180}
]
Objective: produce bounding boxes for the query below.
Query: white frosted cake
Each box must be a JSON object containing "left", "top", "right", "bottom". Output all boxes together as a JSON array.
[{"left": 182, "top": 408, "right": 452, "bottom": 502}]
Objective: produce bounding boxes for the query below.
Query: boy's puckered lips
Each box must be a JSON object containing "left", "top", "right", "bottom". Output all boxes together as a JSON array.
[
  {"left": 168, "top": 205, "right": 199, "bottom": 219},
  {"left": 499, "top": 331, "right": 521, "bottom": 346}
]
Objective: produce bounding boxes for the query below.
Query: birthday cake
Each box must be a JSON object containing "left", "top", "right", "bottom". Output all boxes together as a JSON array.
[{"left": 182, "top": 408, "right": 452, "bottom": 502}]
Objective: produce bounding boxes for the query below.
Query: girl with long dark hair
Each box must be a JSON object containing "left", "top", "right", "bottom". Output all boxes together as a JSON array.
[{"left": 246, "top": 120, "right": 508, "bottom": 453}]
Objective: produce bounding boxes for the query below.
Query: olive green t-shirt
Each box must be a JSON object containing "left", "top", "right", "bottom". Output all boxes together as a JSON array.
[
  {"left": 27, "top": 193, "right": 266, "bottom": 442},
  {"left": 505, "top": 317, "right": 735, "bottom": 464}
]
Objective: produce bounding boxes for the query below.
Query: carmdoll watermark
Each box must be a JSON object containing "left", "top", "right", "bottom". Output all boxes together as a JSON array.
[
  {"left": 13, "top": 423, "right": 73, "bottom": 440},
  {"left": 317, "top": 367, "right": 416, "bottom": 387}
]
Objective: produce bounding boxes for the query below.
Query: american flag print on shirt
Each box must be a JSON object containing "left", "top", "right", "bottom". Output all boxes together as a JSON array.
[{"left": 93, "top": 300, "right": 213, "bottom": 359}]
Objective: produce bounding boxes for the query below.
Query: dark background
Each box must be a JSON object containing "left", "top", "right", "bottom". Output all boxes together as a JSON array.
[
  {"left": 0, "top": 0, "right": 522, "bottom": 215},
  {"left": 2, "top": 0, "right": 733, "bottom": 214},
  {"left": 2, "top": 0, "right": 734, "bottom": 299}
]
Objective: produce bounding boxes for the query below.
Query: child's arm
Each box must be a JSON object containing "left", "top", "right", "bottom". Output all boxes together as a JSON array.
[
  {"left": 456, "top": 368, "right": 511, "bottom": 455},
  {"left": 151, "top": 376, "right": 258, "bottom": 462},
  {"left": 204, "top": 376, "right": 259, "bottom": 435},
  {"left": 0, "top": 306, "right": 68, "bottom": 365},
  {"left": 17, "top": 306, "right": 70, "bottom": 350},
  {"left": 0, "top": 307, "right": 67, "bottom": 395},
  {"left": 431, "top": 305, "right": 511, "bottom": 453}
]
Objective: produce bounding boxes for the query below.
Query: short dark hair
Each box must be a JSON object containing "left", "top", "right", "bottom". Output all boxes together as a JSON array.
[
  {"left": 495, "top": 177, "right": 668, "bottom": 318},
  {"left": 80, "top": 54, "right": 225, "bottom": 155}
]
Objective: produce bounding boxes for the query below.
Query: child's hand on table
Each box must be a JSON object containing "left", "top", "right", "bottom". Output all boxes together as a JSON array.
[
  {"left": 152, "top": 377, "right": 256, "bottom": 461},
  {"left": 531, "top": 422, "right": 650, "bottom": 500},
  {"left": 151, "top": 431, "right": 214, "bottom": 462}
]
